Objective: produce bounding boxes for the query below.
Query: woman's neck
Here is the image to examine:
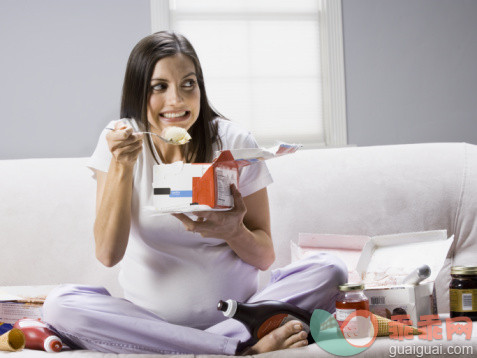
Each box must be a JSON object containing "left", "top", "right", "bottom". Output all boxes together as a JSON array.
[{"left": 153, "top": 137, "right": 185, "bottom": 164}]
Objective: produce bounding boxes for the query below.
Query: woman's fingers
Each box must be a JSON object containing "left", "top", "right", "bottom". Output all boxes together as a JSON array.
[
  {"left": 113, "top": 119, "right": 131, "bottom": 131},
  {"left": 107, "top": 125, "right": 141, "bottom": 145},
  {"left": 110, "top": 135, "right": 143, "bottom": 154},
  {"left": 172, "top": 184, "right": 246, "bottom": 239},
  {"left": 106, "top": 122, "right": 144, "bottom": 164},
  {"left": 109, "top": 121, "right": 133, "bottom": 139},
  {"left": 113, "top": 140, "right": 143, "bottom": 162},
  {"left": 192, "top": 211, "right": 212, "bottom": 219},
  {"left": 110, "top": 133, "right": 143, "bottom": 151},
  {"left": 172, "top": 212, "right": 217, "bottom": 236},
  {"left": 172, "top": 213, "right": 197, "bottom": 232},
  {"left": 230, "top": 184, "right": 246, "bottom": 212}
]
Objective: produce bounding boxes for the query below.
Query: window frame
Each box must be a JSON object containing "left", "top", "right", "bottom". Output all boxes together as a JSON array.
[{"left": 150, "top": 0, "right": 347, "bottom": 147}]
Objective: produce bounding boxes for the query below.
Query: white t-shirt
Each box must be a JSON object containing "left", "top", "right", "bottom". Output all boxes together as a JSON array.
[{"left": 87, "top": 118, "right": 273, "bottom": 329}]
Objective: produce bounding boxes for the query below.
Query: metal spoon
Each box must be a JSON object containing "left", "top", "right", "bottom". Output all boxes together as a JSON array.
[{"left": 105, "top": 127, "right": 187, "bottom": 145}]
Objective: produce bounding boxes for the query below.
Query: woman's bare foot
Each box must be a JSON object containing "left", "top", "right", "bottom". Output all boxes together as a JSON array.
[{"left": 239, "top": 320, "right": 309, "bottom": 355}]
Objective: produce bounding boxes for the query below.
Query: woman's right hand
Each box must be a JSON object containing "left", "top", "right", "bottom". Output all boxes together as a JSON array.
[{"left": 106, "top": 120, "right": 144, "bottom": 167}]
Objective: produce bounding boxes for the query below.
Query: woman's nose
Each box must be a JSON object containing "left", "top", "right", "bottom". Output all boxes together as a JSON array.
[{"left": 166, "top": 86, "right": 183, "bottom": 105}]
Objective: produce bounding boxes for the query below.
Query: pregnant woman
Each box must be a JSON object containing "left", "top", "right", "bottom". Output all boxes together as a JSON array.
[{"left": 42, "top": 31, "right": 347, "bottom": 355}]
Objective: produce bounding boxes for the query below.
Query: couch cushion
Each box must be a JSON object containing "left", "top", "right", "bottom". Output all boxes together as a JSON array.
[{"left": 0, "top": 158, "right": 121, "bottom": 296}]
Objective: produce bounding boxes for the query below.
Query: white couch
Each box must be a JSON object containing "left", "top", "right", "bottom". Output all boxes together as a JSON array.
[{"left": 1, "top": 142, "right": 477, "bottom": 357}]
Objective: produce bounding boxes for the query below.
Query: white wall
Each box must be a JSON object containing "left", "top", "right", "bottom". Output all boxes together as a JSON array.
[
  {"left": 343, "top": 0, "right": 477, "bottom": 146},
  {"left": 1, "top": 0, "right": 476, "bottom": 160},
  {"left": 0, "top": 0, "right": 151, "bottom": 159}
]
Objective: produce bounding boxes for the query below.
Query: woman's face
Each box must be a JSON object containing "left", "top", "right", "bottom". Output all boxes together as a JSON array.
[{"left": 147, "top": 54, "right": 201, "bottom": 134}]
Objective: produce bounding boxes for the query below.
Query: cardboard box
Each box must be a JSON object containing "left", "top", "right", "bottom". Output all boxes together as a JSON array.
[
  {"left": 152, "top": 143, "right": 300, "bottom": 213},
  {"left": 363, "top": 282, "right": 436, "bottom": 325},
  {"left": 0, "top": 285, "right": 55, "bottom": 324},
  {"left": 356, "top": 230, "right": 453, "bottom": 326},
  {"left": 291, "top": 230, "right": 453, "bottom": 326}
]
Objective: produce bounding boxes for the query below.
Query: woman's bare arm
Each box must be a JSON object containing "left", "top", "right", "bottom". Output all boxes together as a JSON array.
[
  {"left": 226, "top": 187, "right": 275, "bottom": 270},
  {"left": 93, "top": 124, "right": 143, "bottom": 267}
]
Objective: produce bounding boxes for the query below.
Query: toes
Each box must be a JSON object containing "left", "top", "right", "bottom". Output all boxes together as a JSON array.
[
  {"left": 285, "top": 330, "right": 308, "bottom": 347},
  {"left": 268, "top": 320, "right": 301, "bottom": 342},
  {"left": 289, "top": 339, "right": 309, "bottom": 349},
  {"left": 286, "top": 320, "right": 304, "bottom": 334},
  {"left": 276, "top": 321, "right": 309, "bottom": 349},
  {"left": 247, "top": 320, "right": 310, "bottom": 354}
]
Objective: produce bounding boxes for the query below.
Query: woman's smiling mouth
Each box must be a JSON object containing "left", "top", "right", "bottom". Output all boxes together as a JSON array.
[{"left": 160, "top": 111, "right": 190, "bottom": 122}]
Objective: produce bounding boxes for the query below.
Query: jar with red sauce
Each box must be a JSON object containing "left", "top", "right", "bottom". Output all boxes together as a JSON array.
[{"left": 336, "top": 283, "right": 370, "bottom": 327}]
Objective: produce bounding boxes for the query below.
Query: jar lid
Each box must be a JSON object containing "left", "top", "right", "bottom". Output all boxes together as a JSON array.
[
  {"left": 338, "top": 283, "right": 364, "bottom": 291},
  {"left": 451, "top": 266, "right": 477, "bottom": 275}
]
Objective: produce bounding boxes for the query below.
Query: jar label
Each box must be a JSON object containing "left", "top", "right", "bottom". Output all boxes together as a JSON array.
[
  {"left": 336, "top": 308, "right": 356, "bottom": 324},
  {"left": 449, "top": 289, "right": 477, "bottom": 312}
]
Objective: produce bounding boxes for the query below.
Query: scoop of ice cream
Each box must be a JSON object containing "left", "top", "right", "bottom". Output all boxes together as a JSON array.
[{"left": 162, "top": 126, "right": 191, "bottom": 145}]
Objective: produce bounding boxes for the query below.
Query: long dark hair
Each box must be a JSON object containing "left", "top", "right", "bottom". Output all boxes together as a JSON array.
[{"left": 120, "top": 31, "right": 223, "bottom": 163}]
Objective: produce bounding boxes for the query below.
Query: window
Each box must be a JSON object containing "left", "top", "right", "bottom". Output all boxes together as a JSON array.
[{"left": 151, "top": 0, "right": 347, "bottom": 148}]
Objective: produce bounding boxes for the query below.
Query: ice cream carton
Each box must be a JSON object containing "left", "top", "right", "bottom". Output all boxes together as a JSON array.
[
  {"left": 152, "top": 143, "right": 300, "bottom": 213},
  {"left": 292, "top": 230, "right": 453, "bottom": 326}
]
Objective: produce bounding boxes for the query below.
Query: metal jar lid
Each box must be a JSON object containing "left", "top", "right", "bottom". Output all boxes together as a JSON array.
[
  {"left": 451, "top": 266, "right": 477, "bottom": 275},
  {"left": 338, "top": 283, "right": 364, "bottom": 291}
]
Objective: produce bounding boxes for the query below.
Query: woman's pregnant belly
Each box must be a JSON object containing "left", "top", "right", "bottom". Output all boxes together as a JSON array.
[{"left": 118, "top": 242, "right": 258, "bottom": 329}]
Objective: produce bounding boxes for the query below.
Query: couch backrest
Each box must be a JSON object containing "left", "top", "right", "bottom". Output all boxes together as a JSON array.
[
  {"left": 1, "top": 143, "right": 475, "bottom": 313},
  {"left": 266, "top": 142, "right": 477, "bottom": 313}
]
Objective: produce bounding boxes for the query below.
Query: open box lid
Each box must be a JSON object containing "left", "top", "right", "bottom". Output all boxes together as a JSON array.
[
  {"left": 296, "top": 233, "right": 369, "bottom": 271},
  {"left": 356, "top": 230, "right": 453, "bottom": 288},
  {"left": 214, "top": 143, "right": 302, "bottom": 163}
]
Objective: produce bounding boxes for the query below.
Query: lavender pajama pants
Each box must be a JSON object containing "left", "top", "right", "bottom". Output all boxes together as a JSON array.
[{"left": 42, "top": 252, "right": 347, "bottom": 355}]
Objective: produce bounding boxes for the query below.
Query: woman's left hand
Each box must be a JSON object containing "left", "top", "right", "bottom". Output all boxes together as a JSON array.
[
  {"left": 172, "top": 184, "right": 247, "bottom": 240},
  {"left": 173, "top": 185, "right": 274, "bottom": 270}
]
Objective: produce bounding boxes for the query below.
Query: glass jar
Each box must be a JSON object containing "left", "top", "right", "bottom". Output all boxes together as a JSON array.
[
  {"left": 450, "top": 266, "right": 477, "bottom": 321},
  {"left": 336, "top": 283, "right": 370, "bottom": 327}
]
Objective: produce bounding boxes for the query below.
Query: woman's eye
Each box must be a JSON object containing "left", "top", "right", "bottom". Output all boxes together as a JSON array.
[
  {"left": 182, "top": 79, "right": 196, "bottom": 89},
  {"left": 152, "top": 83, "right": 166, "bottom": 91}
]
